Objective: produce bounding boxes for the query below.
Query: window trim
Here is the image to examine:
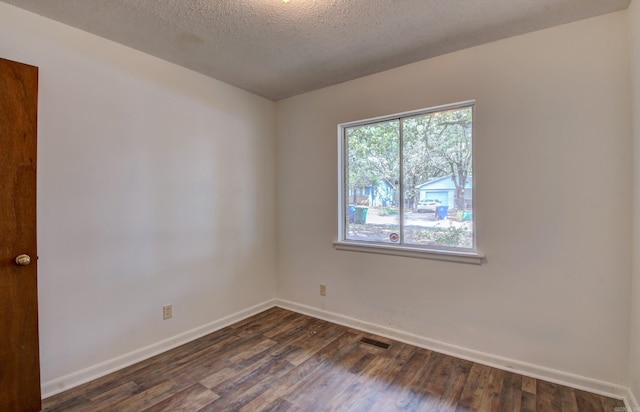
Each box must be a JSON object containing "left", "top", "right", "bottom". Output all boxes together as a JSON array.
[
  {"left": 332, "top": 240, "right": 484, "bottom": 264},
  {"left": 335, "top": 100, "right": 484, "bottom": 264}
]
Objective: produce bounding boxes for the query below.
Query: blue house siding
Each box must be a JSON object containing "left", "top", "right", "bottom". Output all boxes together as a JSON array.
[
  {"left": 427, "top": 190, "right": 449, "bottom": 206},
  {"left": 349, "top": 179, "right": 396, "bottom": 206},
  {"left": 417, "top": 176, "right": 472, "bottom": 210}
]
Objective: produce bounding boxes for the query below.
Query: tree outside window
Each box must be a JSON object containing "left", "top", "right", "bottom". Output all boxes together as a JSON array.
[{"left": 340, "top": 102, "right": 475, "bottom": 252}]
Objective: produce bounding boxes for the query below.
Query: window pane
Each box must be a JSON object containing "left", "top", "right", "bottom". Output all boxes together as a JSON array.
[
  {"left": 345, "top": 120, "right": 400, "bottom": 243},
  {"left": 402, "top": 107, "right": 473, "bottom": 249}
]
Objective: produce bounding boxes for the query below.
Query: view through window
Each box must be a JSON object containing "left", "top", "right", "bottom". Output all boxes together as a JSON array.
[{"left": 340, "top": 101, "right": 475, "bottom": 252}]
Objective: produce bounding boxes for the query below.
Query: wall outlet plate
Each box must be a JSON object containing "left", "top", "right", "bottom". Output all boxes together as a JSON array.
[{"left": 163, "top": 304, "right": 173, "bottom": 320}]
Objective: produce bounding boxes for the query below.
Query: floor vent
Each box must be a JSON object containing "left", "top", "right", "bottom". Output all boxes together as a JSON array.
[{"left": 360, "top": 337, "right": 390, "bottom": 349}]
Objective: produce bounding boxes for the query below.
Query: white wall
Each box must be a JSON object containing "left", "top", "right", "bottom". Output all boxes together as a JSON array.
[
  {"left": 630, "top": 0, "right": 640, "bottom": 404},
  {"left": 0, "top": 3, "right": 276, "bottom": 392},
  {"left": 276, "top": 11, "right": 632, "bottom": 385},
  {"left": 1, "top": 0, "right": 635, "bottom": 400}
]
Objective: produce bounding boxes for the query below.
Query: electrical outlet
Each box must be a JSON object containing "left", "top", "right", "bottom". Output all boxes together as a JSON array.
[
  {"left": 320, "top": 284, "right": 326, "bottom": 296},
  {"left": 163, "top": 304, "right": 173, "bottom": 320}
]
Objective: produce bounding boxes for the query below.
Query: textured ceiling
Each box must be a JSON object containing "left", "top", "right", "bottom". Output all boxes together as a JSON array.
[{"left": 1, "top": 0, "right": 631, "bottom": 100}]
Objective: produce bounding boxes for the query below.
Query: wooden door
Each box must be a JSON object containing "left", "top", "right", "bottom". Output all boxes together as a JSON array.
[{"left": 0, "top": 57, "right": 41, "bottom": 412}]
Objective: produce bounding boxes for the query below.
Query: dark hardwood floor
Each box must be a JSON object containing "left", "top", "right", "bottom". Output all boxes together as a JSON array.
[{"left": 42, "top": 307, "right": 626, "bottom": 411}]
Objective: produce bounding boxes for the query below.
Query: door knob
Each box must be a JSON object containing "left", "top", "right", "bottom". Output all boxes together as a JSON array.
[{"left": 15, "top": 254, "right": 31, "bottom": 266}]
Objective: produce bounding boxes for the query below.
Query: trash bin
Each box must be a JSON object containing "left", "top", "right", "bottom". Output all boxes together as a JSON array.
[
  {"left": 348, "top": 206, "right": 356, "bottom": 223},
  {"left": 436, "top": 205, "right": 449, "bottom": 220},
  {"left": 354, "top": 206, "right": 368, "bottom": 224}
]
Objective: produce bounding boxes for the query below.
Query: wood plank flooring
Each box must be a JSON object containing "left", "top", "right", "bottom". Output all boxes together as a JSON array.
[{"left": 42, "top": 307, "right": 626, "bottom": 411}]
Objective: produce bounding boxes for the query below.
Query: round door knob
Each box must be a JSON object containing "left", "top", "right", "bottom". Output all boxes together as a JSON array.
[{"left": 15, "top": 254, "right": 31, "bottom": 266}]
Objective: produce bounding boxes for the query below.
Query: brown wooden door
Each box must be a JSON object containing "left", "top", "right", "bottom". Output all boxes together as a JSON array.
[{"left": 0, "top": 57, "right": 41, "bottom": 412}]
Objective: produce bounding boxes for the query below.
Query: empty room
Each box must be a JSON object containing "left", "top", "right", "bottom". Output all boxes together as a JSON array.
[{"left": 1, "top": 0, "right": 639, "bottom": 410}]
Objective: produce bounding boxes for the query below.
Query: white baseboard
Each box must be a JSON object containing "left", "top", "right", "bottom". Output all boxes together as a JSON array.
[
  {"left": 42, "top": 297, "right": 635, "bottom": 408},
  {"left": 624, "top": 386, "right": 639, "bottom": 410},
  {"left": 41, "top": 299, "right": 277, "bottom": 398},
  {"left": 275, "top": 299, "right": 632, "bottom": 406}
]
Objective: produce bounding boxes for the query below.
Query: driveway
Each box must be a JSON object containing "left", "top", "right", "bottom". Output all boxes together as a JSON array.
[{"left": 365, "top": 208, "right": 471, "bottom": 230}]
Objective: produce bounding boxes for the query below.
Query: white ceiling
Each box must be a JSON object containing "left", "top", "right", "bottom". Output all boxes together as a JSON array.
[{"left": 2, "top": 0, "right": 631, "bottom": 100}]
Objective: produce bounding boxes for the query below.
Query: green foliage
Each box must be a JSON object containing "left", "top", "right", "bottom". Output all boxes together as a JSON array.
[
  {"left": 377, "top": 207, "right": 398, "bottom": 216},
  {"left": 431, "top": 224, "right": 468, "bottom": 247},
  {"left": 346, "top": 107, "right": 472, "bottom": 210},
  {"left": 410, "top": 224, "right": 470, "bottom": 248},
  {"left": 346, "top": 120, "right": 400, "bottom": 205},
  {"left": 346, "top": 120, "right": 399, "bottom": 188}
]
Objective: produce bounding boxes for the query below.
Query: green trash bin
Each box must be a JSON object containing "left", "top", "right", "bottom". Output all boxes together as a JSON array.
[{"left": 354, "top": 206, "right": 368, "bottom": 224}]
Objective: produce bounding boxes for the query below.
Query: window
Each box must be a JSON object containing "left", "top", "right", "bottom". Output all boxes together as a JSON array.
[{"left": 335, "top": 101, "right": 482, "bottom": 264}]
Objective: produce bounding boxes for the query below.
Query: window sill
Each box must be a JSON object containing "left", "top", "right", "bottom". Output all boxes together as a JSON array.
[{"left": 332, "top": 241, "right": 485, "bottom": 265}]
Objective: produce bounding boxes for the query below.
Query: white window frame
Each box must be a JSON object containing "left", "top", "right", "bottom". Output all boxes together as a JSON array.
[{"left": 333, "top": 100, "right": 484, "bottom": 264}]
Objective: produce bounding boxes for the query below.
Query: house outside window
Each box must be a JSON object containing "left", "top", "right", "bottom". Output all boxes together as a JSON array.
[{"left": 335, "top": 101, "right": 482, "bottom": 264}]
